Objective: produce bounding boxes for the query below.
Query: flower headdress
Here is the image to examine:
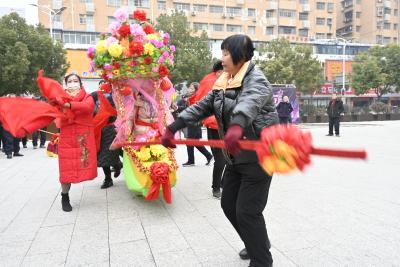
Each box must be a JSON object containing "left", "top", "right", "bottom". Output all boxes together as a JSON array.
[{"left": 88, "top": 9, "right": 175, "bottom": 82}]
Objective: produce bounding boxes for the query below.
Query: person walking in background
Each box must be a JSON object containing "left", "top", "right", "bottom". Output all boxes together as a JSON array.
[
  {"left": 276, "top": 95, "right": 293, "bottom": 124},
  {"left": 181, "top": 82, "right": 213, "bottom": 167},
  {"left": 192, "top": 60, "right": 225, "bottom": 198},
  {"left": 91, "top": 81, "right": 122, "bottom": 189},
  {"left": 162, "top": 34, "right": 278, "bottom": 267},
  {"left": 32, "top": 128, "right": 47, "bottom": 148},
  {"left": 2, "top": 129, "right": 23, "bottom": 159},
  {"left": 326, "top": 93, "right": 344, "bottom": 137}
]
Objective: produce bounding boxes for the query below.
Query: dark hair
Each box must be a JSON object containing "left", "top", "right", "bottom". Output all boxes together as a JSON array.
[
  {"left": 212, "top": 60, "right": 223, "bottom": 72},
  {"left": 64, "top": 73, "right": 82, "bottom": 87},
  {"left": 189, "top": 82, "right": 199, "bottom": 91},
  {"left": 221, "top": 34, "right": 255, "bottom": 65},
  {"left": 98, "top": 80, "right": 106, "bottom": 85}
]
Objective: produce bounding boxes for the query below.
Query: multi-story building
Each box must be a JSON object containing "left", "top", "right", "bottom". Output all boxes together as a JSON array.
[
  {"left": 37, "top": 0, "right": 337, "bottom": 46},
  {"left": 337, "top": 0, "right": 400, "bottom": 44}
]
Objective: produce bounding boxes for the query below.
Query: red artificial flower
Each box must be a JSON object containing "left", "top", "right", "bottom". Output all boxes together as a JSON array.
[
  {"left": 158, "top": 65, "right": 169, "bottom": 78},
  {"left": 130, "top": 60, "right": 137, "bottom": 67},
  {"left": 129, "top": 42, "right": 144, "bottom": 56},
  {"left": 112, "top": 62, "right": 121, "bottom": 69},
  {"left": 144, "top": 56, "right": 152, "bottom": 65},
  {"left": 133, "top": 10, "right": 147, "bottom": 21},
  {"left": 120, "top": 86, "right": 132, "bottom": 96},
  {"left": 118, "top": 24, "right": 131, "bottom": 38},
  {"left": 99, "top": 83, "right": 112, "bottom": 93},
  {"left": 150, "top": 162, "right": 170, "bottom": 184},
  {"left": 143, "top": 24, "right": 155, "bottom": 34}
]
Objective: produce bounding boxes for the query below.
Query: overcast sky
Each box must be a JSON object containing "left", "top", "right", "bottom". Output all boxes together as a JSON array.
[{"left": 0, "top": 0, "right": 39, "bottom": 25}]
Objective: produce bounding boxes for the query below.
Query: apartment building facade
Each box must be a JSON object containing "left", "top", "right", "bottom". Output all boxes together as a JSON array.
[
  {"left": 337, "top": 0, "right": 400, "bottom": 44},
  {"left": 37, "top": 0, "right": 337, "bottom": 47}
]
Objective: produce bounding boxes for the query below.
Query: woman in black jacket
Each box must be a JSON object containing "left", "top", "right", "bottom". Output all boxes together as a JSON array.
[{"left": 162, "top": 34, "right": 278, "bottom": 267}]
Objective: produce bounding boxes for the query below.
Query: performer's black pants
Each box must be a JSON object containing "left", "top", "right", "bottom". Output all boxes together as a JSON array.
[
  {"left": 279, "top": 116, "right": 290, "bottom": 124},
  {"left": 207, "top": 128, "right": 225, "bottom": 190},
  {"left": 221, "top": 163, "right": 273, "bottom": 267},
  {"left": 2, "top": 130, "right": 20, "bottom": 155},
  {"left": 328, "top": 116, "right": 340, "bottom": 135},
  {"left": 32, "top": 127, "right": 47, "bottom": 147},
  {"left": 186, "top": 125, "right": 212, "bottom": 164}
]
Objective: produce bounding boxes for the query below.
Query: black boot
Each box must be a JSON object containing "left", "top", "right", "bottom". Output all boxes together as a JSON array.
[
  {"left": 61, "top": 193, "right": 72, "bottom": 212},
  {"left": 101, "top": 176, "right": 113, "bottom": 189},
  {"left": 113, "top": 166, "right": 121, "bottom": 178}
]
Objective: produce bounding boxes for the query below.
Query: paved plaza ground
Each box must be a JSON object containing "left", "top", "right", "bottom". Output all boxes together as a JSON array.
[{"left": 0, "top": 121, "right": 399, "bottom": 267}]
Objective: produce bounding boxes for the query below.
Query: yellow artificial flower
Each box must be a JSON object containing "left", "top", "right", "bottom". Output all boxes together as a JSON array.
[
  {"left": 144, "top": 43, "right": 155, "bottom": 56},
  {"left": 146, "top": 34, "right": 158, "bottom": 41},
  {"left": 112, "top": 70, "right": 120, "bottom": 76},
  {"left": 108, "top": 43, "right": 123, "bottom": 58},
  {"left": 150, "top": 145, "right": 166, "bottom": 159},
  {"left": 95, "top": 40, "right": 107, "bottom": 55},
  {"left": 136, "top": 146, "right": 152, "bottom": 161}
]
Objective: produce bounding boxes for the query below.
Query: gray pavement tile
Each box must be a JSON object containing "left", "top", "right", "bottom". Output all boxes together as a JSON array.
[
  {"left": 284, "top": 246, "right": 342, "bottom": 267},
  {"left": 152, "top": 248, "right": 201, "bottom": 267},
  {"left": 27, "top": 224, "right": 74, "bottom": 255},
  {"left": 0, "top": 220, "right": 42, "bottom": 244},
  {"left": 65, "top": 244, "right": 109, "bottom": 267},
  {"left": 21, "top": 251, "right": 67, "bottom": 267},
  {"left": 110, "top": 240, "right": 155, "bottom": 267},
  {"left": 0, "top": 241, "right": 31, "bottom": 267},
  {"left": 109, "top": 216, "right": 146, "bottom": 244}
]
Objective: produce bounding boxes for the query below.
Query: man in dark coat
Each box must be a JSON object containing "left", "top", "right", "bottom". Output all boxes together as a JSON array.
[
  {"left": 326, "top": 93, "right": 344, "bottom": 137},
  {"left": 276, "top": 95, "right": 293, "bottom": 124}
]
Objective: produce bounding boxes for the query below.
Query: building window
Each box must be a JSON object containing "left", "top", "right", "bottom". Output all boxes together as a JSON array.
[
  {"left": 226, "top": 7, "right": 242, "bottom": 16},
  {"left": 279, "top": 9, "right": 296, "bottom": 18},
  {"left": 299, "top": 12, "right": 308, "bottom": 20},
  {"left": 383, "top": 37, "right": 391, "bottom": 44},
  {"left": 327, "top": 18, "right": 332, "bottom": 25},
  {"left": 299, "top": 28, "right": 308, "bottom": 37},
  {"left": 79, "top": 14, "right": 87, "bottom": 24},
  {"left": 248, "top": 26, "right": 256, "bottom": 35},
  {"left": 356, "top": 12, "right": 361, "bottom": 18},
  {"left": 266, "top": 27, "right": 274, "bottom": 35},
  {"left": 209, "top": 5, "right": 223, "bottom": 13},
  {"left": 315, "top": 32, "right": 326, "bottom": 39},
  {"left": 128, "top": 0, "right": 150, "bottom": 7},
  {"left": 108, "top": 16, "right": 117, "bottom": 25},
  {"left": 193, "top": 22, "right": 208, "bottom": 31},
  {"left": 394, "top": 9, "right": 398, "bottom": 16},
  {"left": 384, "top": 23, "right": 391, "bottom": 29},
  {"left": 356, "top": 0, "right": 361, "bottom": 3},
  {"left": 316, "top": 17, "right": 325, "bottom": 25},
  {"left": 278, "top": 26, "right": 296, "bottom": 34},
  {"left": 384, "top": 8, "right": 391, "bottom": 15},
  {"left": 356, "top": 25, "right": 361, "bottom": 32},
  {"left": 211, "top": 23, "right": 224, "bottom": 31},
  {"left": 80, "top": 0, "right": 92, "bottom": 3},
  {"left": 174, "top": 2, "right": 190, "bottom": 11},
  {"left": 107, "top": 0, "right": 121, "bottom": 7},
  {"left": 394, "top": 24, "right": 398, "bottom": 30},
  {"left": 266, "top": 10, "right": 274, "bottom": 18},
  {"left": 63, "top": 31, "right": 98, "bottom": 45},
  {"left": 193, "top": 4, "right": 207, "bottom": 12},
  {"left": 299, "top": 0, "right": 308, "bottom": 3},
  {"left": 376, "top": 35, "right": 382, "bottom": 44},
  {"left": 327, "top": 2, "right": 334, "bottom": 12},
  {"left": 316, "top": 2, "right": 325, "bottom": 10},
  {"left": 227, "top": 24, "right": 242, "bottom": 32},
  {"left": 248, "top": 8, "right": 256, "bottom": 17},
  {"left": 157, "top": 1, "right": 166, "bottom": 10}
]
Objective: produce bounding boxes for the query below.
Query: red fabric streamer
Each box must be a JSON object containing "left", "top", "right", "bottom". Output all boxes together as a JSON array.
[
  {"left": 0, "top": 98, "right": 66, "bottom": 138},
  {"left": 93, "top": 91, "right": 117, "bottom": 152},
  {"left": 37, "top": 70, "right": 71, "bottom": 105},
  {"left": 145, "top": 162, "right": 172, "bottom": 203}
]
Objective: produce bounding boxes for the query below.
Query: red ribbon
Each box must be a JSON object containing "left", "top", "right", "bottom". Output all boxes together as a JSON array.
[{"left": 145, "top": 162, "right": 172, "bottom": 203}]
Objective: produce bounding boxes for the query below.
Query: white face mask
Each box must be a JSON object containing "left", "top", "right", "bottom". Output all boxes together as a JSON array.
[{"left": 67, "top": 82, "right": 80, "bottom": 90}]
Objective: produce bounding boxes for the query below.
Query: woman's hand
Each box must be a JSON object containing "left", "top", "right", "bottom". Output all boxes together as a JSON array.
[
  {"left": 161, "top": 128, "right": 176, "bottom": 148},
  {"left": 224, "top": 124, "right": 243, "bottom": 156},
  {"left": 63, "top": 102, "right": 71, "bottom": 109}
]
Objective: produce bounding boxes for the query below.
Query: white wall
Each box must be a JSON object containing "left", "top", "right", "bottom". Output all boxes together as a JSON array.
[{"left": 0, "top": 0, "right": 39, "bottom": 25}]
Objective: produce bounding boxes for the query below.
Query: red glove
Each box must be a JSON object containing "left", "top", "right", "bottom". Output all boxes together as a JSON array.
[
  {"left": 161, "top": 128, "right": 176, "bottom": 148},
  {"left": 224, "top": 125, "right": 243, "bottom": 156}
]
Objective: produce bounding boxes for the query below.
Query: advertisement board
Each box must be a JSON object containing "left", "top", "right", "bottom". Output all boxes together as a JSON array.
[{"left": 272, "top": 85, "right": 300, "bottom": 123}]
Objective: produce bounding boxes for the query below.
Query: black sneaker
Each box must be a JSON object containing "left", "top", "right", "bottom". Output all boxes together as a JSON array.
[
  {"left": 206, "top": 156, "right": 214, "bottom": 166},
  {"left": 114, "top": 167, "right": 121, "bottom": 178},
  {"left": 7, "top": 154, "right": 12, "bottom": 159},
  {"left": 239, "top": 248, "right": 249, "bottom": 260},
  {"left": 182, "top": 162, "right": 195, "bottom": 167},
  {"left": 212, "top": 188, "right": 221, "bottom": 198},
  {"left": 23, "top": 145, "right": 27, "bottom": 148},
  {"left": 33, "top": 146, "right": 38, "bottom": 149},
  {"left": 13, "top": 153, "right": 24, "bottom": 157},
  {"left": 326, "top": 134, "right": 333, "bottom": 136},
  {"left": 39, "top": 145, "right": 46, "bottom": 148},
  {"left": 335, "top": 134, "right": 340, "bottom": 137},
  {"left": 101, "top": 178, "right": 113, "bottom": 189}
]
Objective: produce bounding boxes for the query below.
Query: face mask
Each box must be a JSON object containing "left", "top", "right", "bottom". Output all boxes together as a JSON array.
[{"left": 67, "top": 82, "right": 80, "bottom": 90}]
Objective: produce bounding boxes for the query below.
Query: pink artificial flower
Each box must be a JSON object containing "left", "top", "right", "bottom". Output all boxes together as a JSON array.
[
  {"left": 106, "top": 72, "right": 113, "bottom": 79},
  {"left": 130, "top": 24, "right": 146, "bottom": 42},
  {"left": 114, "top": 8, "right": 128, "bottom": 22},
  {"left": 106, "top": 36, "right": 118, "bottom": 47},
  {"left": 152, "top": 66, "right": 159, "bottom": 72},
  {"left": 90, "top": 60, "right": 96, "bottom": 68},
  {"left": 162, "top": 32, "right": 170, "bottom": 45},
  {"left": 162, "top": 51, "right": 169, "bottom": 58},
  {"left": 86, "top": 46, "right": 95, "bottom": 58},
  {"left": 109, "top": 21, "right": 121, "bottom": 36},
  {"left": 104, "top": 63, "right": 112, "bottom": 71},
  {"left": 170, "top": 45, "right": 176, "bottom": 52}
]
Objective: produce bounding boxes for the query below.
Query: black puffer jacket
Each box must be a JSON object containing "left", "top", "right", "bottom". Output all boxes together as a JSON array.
[{"left": 171, "top": 62, "right": 278, "bottom": 164}]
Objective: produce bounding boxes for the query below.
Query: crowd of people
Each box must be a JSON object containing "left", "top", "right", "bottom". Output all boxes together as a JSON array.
[{"left": 0, "top": 31, "right": 348, "bottom": 267}]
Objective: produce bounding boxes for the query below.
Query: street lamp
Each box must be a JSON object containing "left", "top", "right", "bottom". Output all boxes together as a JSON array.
[
  {"left": 335, "top": 37, "right": 348, "bottom": 95},
  {"left": 29, "top": 4, "right": 67, "bottom": 40}
]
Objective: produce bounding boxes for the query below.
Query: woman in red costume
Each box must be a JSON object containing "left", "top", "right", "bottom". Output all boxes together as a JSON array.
[{"left": 58, "top": 74, "right": 97, "bottom": 212}]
